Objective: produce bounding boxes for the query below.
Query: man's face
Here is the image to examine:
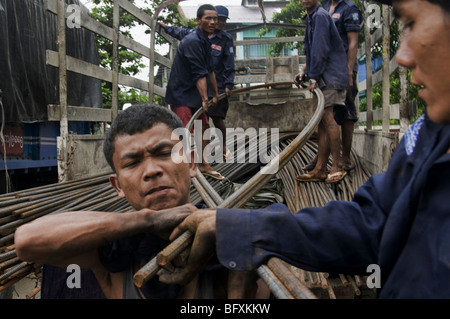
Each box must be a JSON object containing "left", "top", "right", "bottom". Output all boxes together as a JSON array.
[
  {"left": 216, "top": 17, "right": 227, "bottom": 31},
  {"left": 109, "top": 123, "right": 196, "bottom": 211},
  {"left": 300, "top": 0, "right": 319, "bottom": 11},
  {"left": 197, "top": 9, "right": 218, "bottom": 36},
  {"left": 394, "top": 0, "right": 450, "bottom": 124}
]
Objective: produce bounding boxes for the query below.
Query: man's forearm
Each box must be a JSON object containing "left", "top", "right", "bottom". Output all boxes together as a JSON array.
[
  {"left": 196, "top": 77, "right": 209, "bottom": 103},
  {"left": 14, "top": 210, "right": 153, "bottom": 267},
  {"left": 15, "top": 203, "right": 194, "bottom": 267},
  {"left": 347, "top": 32, "right": 359, "bottom": 76}
]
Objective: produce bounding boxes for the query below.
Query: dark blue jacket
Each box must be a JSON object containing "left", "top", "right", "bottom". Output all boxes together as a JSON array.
[
  {"left": 209, "top": 30, "right": 235, "bottom": 92},
  {"left": 304, "top": 5, "right": 348, "bottom": 90},
  {"left": 164, "top": 26, "right": 235, "bottom": 93},
  {"left": 322, "top": 0, "right": 363, "bottom": 52},
  {"left": 165, "top": 27, "right": 214, "bottom": 108},
  {"left": 322, "top": 0, "right": 363, "bottom": 72},
  {"left": 216, "top": 115, "right": 450, "bottom": 298},
  {"left": 162, "top": 25, "right": 194, "bottom": 40}
]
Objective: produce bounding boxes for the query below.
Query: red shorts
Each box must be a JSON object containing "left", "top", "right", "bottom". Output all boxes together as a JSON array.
[{"left": 170, "top": 106, "right": 209, "bottom": 131}]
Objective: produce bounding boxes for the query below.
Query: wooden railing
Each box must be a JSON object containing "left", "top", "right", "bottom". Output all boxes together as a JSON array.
[
  {"left": 357, "top": 4, "right": 412, "bottom": 133},
  {"left": 46, "top": 1, "right": 412, "bottom": 180},
  {"left": 45, "top": 0, "right": 175, "bottom": 122},
  {"left": 45, "top": 0, "right": 176, "bottom": 181}
]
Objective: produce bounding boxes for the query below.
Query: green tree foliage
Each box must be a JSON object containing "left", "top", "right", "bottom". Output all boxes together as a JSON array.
[
  {"left": 258, "top": 0, "right": 306, "bottom": 56},
  {"left": 359, "top": 70, "right": 426, "bottom": 124}
]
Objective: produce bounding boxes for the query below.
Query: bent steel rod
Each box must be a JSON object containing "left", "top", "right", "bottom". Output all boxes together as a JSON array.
[
  {"left": 134, "top": 84, "right": 324, "bottom": 293},
  {"left": 256, "top": 264, "right": 294, "bottom": 299},
  {"left": 266, "top": 257, "right": 317, "bottom": 299}
]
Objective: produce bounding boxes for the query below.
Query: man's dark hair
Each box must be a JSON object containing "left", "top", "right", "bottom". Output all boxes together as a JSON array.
[
  {"left": 103, "top": 103, "right": 183, "bottom": 172},
  {"left": 197, "top": 4, "right": 216, "bottom": 19}
]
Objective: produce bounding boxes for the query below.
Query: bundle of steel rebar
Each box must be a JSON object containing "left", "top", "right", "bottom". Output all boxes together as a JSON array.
[
  {"left": 274, "top": 135, "right": 374, "bottom": 299},
  {"left": 0, "top": 130, "right": 374, "bottom": 298},
  {"left": 0, "top": 173, "right": 132, "bottom": 293}
]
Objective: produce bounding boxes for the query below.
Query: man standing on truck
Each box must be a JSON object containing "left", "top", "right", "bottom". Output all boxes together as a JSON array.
[
  {"left": 295, "top": 0, "right": 349, "bottom": 183},
  {"left": 300, "top": 0, "right": 363, "bottom": 172},
  {"left": 205, "top": 5, "right": 235, "bottom": 162},
  {"left": 164, "top": 4, "right": 224, "bottom": 180},
  {"left": 160, "top": 5, "right": 235, "bottom": 165}
]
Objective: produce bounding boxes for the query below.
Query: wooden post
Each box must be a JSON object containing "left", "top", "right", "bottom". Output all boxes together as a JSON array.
[
  {"left": 148, "top": 17, "right": 157, "bottom": 102},
  {"left": 112, "top": 0, "right": 119, "bottom": 121},
  {"left": 57, "top": 0, "right": 68, "bottom": 183},
  {"left": 382, "top": 5, "right": 391, "bottom": 132},
  {"left": 364, "top": 5, "right": 373, "bottom": 131},
  {"left": 398, "top": 21, "right": 410, "bottom": 134}
]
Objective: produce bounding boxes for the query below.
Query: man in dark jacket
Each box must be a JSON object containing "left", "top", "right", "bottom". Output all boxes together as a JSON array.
[
  {"left": 159, "top": 5, "right": 235, "bottom": 163},
  {"left": 156, "top": 0, "right": 450, "bottom": 299},
  {"left": 206, "top": 5, "right": 235, "bottom": 162},
  {"left": 165, "top": 4, "right": 221, "bottom": 178},
  {"left": 301, "top": 0, "right": 363, "bottom": 172},
  {"left": 295, "top": 0, "right": 349, "bottom": 184}
]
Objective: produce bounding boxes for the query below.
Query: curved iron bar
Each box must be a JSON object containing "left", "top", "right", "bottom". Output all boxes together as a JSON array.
[{"left": 152, "top": 0, "right": 187, "bottom": 18}]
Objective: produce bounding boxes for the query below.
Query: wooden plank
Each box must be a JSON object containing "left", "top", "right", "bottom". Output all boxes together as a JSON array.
[
  {"left": 47, "top": 105, "right": 112, "bottom": 122},
  {"left": 119, "top": 36, "right": 171, "bottom": 67},
  {"left": 153, "top": 85, "right": 166, "bottom": 98},
  {"left": 118, "top": 73, "right": 149, "bottom": 91},
  {"left": 119, "top": 35, "right": 150, "bottom": 59},
  {"left": 358, "top": 57, "right": 398, "bottom": 90},
  {"left": 112, "top": 2, "right": 119, "bottom": 120},
  {"left": 116, "top": 0, "right": 175, "bottom": 71},
  {"left": 117, "top": 0, "right": 152, "bottom": 26},
  {"left": 46, "top": 0, "right": 114, "bottom": 41},
  {"left": 235, "top": 58, "right": 266, "bottom": 69},
  {"left": 382, "top": 5, "right": 392, "bottom": 132},
  {"left": 47, "top": 50, "right": 113, "bottom": 82},
  {"left": 57, "top": 0, "right": 69, "bottom": 183},
  {"left": 359, "top": 104, "right": 399, "bottom": 122},
  {"left": 148, "top": 18, "right": 157, "bottom": 98},
  {"left": 47, "top": 0, "right": 171, "bottom": 68},
  {"left": 156, "top": 23, "right": 176, "bottom": 45},
  {"left": 80, "top": 9, "right": 114, "bottom": 41},
  {"left": 358, "top": 101, "right": 417, "bottom": 122},
  {"left": 235, "top": 36, "right": 304, "bottom": 46},
  {"left": 48, "top": 49, "right": 161, "bottom": 94},
  {"left": 154, "top": 53, "right": 172, "bottom": 70},
  {"left": 234, "top": 74, "right": 266, "bottom": 84},
  {"left": 235, "top": 56, "right": 306, "bottom": 70}
]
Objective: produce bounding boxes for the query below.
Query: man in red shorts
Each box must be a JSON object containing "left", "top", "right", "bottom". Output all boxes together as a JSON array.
[{"left": 165, "top": 4, "right": 223, "bottom": 179}]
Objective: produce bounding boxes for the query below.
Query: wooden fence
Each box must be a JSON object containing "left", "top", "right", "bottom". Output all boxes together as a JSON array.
[
  {"left": 46, "top": 1, "right": 411, "bottom": 181},
  {"left": 45, "top": 0, "right": 177, "bottom": 181},
  {"left": 357, "top": 4, "right": 413, "bottom": 133}
]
